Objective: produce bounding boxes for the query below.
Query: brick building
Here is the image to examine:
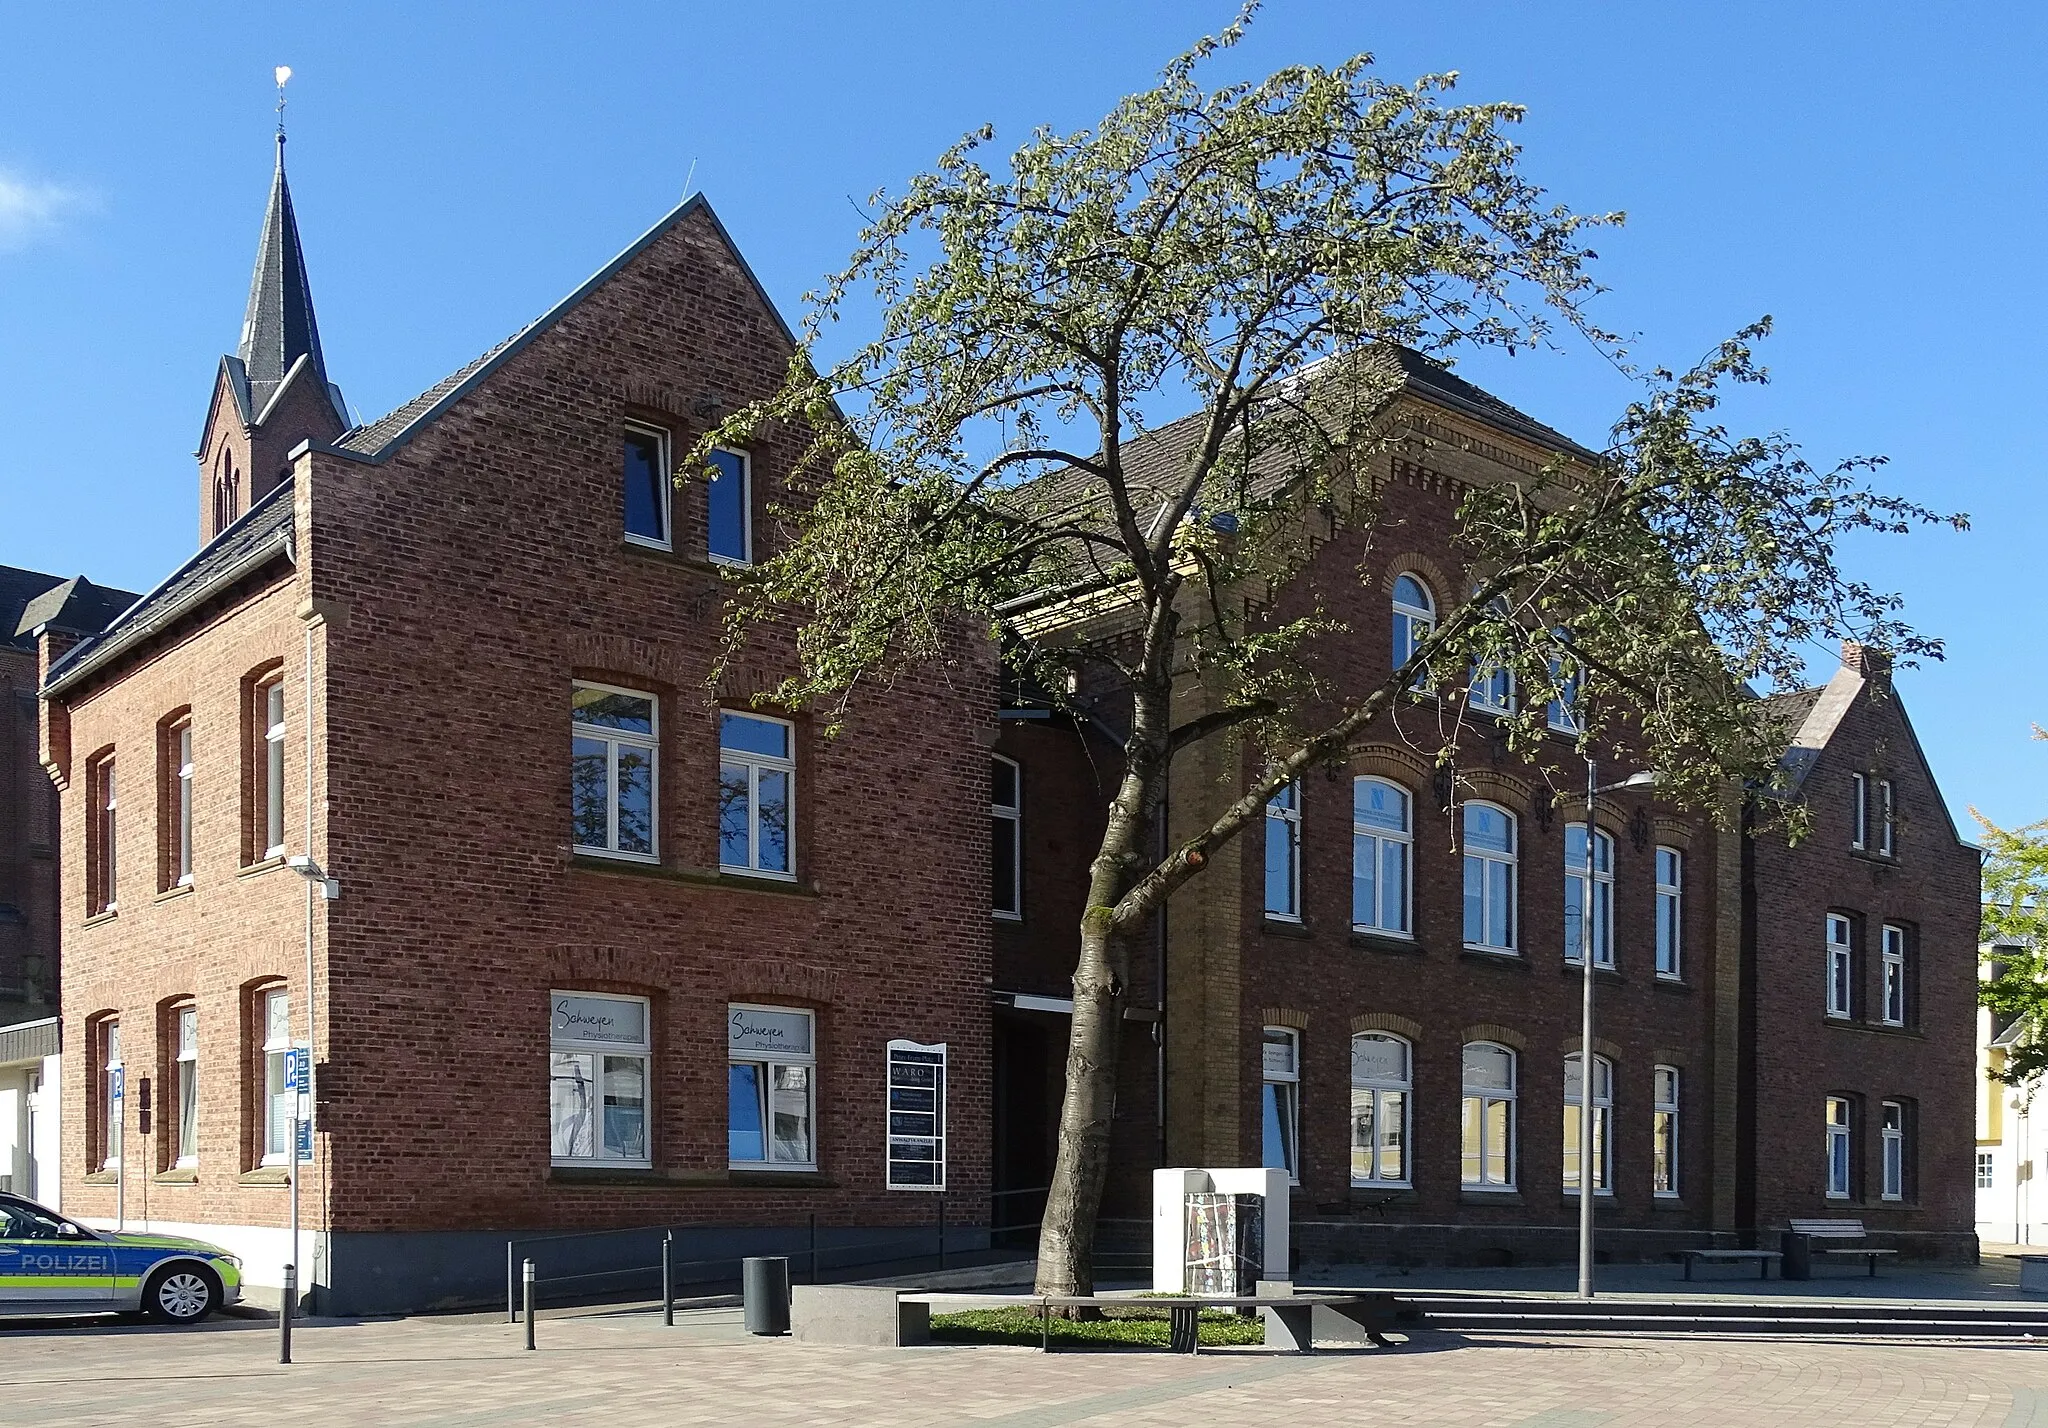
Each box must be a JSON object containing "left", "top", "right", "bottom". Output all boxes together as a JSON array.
[
  {"left": 37, "top": 141, "right": 992, "bottom": 1313},
  {"left": 1, "top": 569, "right": 134, "bottom": 1203},
  {"left": 992, "top": 361, "right": 1981, "bottom": 1269}
]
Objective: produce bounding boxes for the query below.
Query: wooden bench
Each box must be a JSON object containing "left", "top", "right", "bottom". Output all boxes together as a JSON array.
[
  {"left": 1788, "top": 1219, "right": 1900, "bottom": 1277},
  {"left": 1018, "top": 1292, "right": 1403, "bottom": 1355},
  {"left": 1679, "top": 1248, "right": 1782, "bottom": 1281}
]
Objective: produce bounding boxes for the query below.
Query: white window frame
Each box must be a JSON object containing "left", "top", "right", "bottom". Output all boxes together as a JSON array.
[
  {"left": 886, "top": 1040, "right": 947, "bottom": 1191},
  {"left": 261, "top": 988, "right": 292, "bottom": 1166},
  {"left": 1564, "top": 822, "right": 1615, "bottom": 969},
  {"left": 1264, "top": 781, "right": 1302, "bottom": 923},
  {"left": 1462, "top": 801, "right": 1518, "bottom": 954},
  {"left": 264, "top": 681, "right": 286, "bottom": 859},
  {"left": 1877, "top": 779, "right": 1895, "bottom": 857},
  {"left": 728, "top": 1003, "right": 817, "bottom": 1170},
  {"left": 706, "top": 446, "right": 753, "bottom": 567},
  {"left": 1880, "top": 1100, "right": 1905, "bottom": 1201},
  {"left": 94, "top": 755, "right": 118, "bottom": 914},
  {"left": 1826, "top": 1095, "right": 1852, "bottom": 1199},
  {"left": 1546, "top": 633, "right": 1582, "bottom": 733},
  {"left": 1469, "top": 662, "right": 1516, "bottom": 716},
  {"left": 100, "top": 1020, "right": 122, "bottom": 1172},
  {"left": 719, "top": 711, "right": 796, "bottom": 879},
  {"left": 1350, "top": 1032, "right": 1411, "bottom": 1188},
  {"left": 1391, "top": 574, "right": 1434, "bottom": 688},
  {"left": 175, "top": 1005, "right": 198, "bottom": 1168},
  {"left": 1461, "top": 1041, "right": 1517, "bottom": 1190},
  {"left": 622, "top": 420, "right": 673, "bottom": 551},
  {"left": 1653, "top": 1065, "right": 1680, "bottom": 1198},
  {"left": 1351, "top": 777, "right": 1412, "bottom": 938},
  {"left": 174, "top": 722, "right": 194, "bottom": 887},
  {"left": 1563, "top": 1052, "right": 1614, "bottom": 1196},
  {"left": 1881, "top": 923, "right": 1907, "bottom": 1026},
  {"left": 991, "top": 755, "right": 1022, "bottom": 921},
  {"left": 1825, "top": 914, "right": 1854, "bottom": 1019},
  {"left": 1850, "top": 771, "right": 1867, "bottom": 851},
  {"left": 549, "top": 990, "right": 653, "bottom": 1169},
  {"left": 1654, "top": 846, "right": 1683, "bottom": 979},
  {"left": 1262, "top": 1026, "right": 1301, "bottom": 1185},
  {"left": 572, "top": 681, "right": 661, "bottom": 863},
  {"left": 1978, "top": 1151, "right": 1996, "bottom": 1190}
]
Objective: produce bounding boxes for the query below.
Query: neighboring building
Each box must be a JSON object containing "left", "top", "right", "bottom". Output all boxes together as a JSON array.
[
  {"left": 1976, "top": 945, "right": 2041, "bottom": 1245},
  {"left": 995, "top": 361, "right": 1982, "bottom": 1267},
  {"left": 36, "top": 139, "right": 992, "bottom": 1313},
  {"left": 1, "top": 568, "right": 135, "bottom": 1203}
]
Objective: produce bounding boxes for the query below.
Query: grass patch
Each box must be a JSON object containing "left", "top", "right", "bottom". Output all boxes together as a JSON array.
[{"left": 929, "top": 1304, "right": 1265, "bottom": 1349}]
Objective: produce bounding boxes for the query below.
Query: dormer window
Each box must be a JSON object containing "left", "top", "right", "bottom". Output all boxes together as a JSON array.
[{"left": 622, "top": 423, "right": 672, "bottom": 550}]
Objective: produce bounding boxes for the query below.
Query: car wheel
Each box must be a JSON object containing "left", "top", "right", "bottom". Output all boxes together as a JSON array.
[{"left": 143, "top": 1264, "right": 220, "bottom": 1325}]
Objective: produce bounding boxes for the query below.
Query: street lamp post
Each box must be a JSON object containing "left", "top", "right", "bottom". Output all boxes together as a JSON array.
[{"left": 1577, "top": 762, "right": 1656, "bottom": 1301}]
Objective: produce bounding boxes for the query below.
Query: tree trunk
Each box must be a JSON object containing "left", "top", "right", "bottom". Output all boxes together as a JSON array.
[{"left": 1032, "top": 906, "right": 1127, "bottom": 1299}]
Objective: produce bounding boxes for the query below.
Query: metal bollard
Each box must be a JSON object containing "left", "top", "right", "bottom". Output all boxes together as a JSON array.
[
  {"left": 523, "top": 1259, "right": 536, "bottom": 1350},
  {"left": 662, "top": 1233, "right": 674, "bottom": 1327},
  {"left": 507, "top": 1243, "right": 517, "bottom": 1322},
  {"left": 279, "top": 1262, "right": 296, "bottom": 1364}
]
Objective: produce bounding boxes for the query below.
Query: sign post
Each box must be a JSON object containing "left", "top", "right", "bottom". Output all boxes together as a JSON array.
[
  {"left": 283, "top": 1044, "right": 311, "bottom": 1355},
  {"left": 111, "top": 1067, "right": 125, "bottom": 1232}
]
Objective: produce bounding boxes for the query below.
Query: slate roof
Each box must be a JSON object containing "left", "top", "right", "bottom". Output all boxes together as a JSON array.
[
  {"left": 240, "top": 136, "right": 331, "bottom": 412},
  {"left": 334, "top": 333, "right": 525, "bottom": 457},
  {"left": 1, "top": 567, "right": 137, "bottom": 652},
  {"left": 42, "top": 478, "right": 296, "bottom": 692}
]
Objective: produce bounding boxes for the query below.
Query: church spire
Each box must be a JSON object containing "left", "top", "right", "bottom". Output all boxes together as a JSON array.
[{"left": 236, "top": 127, "right": 329, "bottom": 411}]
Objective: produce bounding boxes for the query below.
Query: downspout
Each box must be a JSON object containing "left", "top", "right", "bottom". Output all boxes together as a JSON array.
[{"left": 301, "top": 616, "right": 318, "bottom": 1304}]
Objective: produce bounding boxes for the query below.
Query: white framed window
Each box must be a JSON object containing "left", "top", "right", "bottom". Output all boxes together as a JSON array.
[
  {"left": 1877, "top": 779, "right": 1895, "bottom": 857},
  {"left": 1563, "top": 1052, "right": 1614, "bottom": 1195},
  {"left": 729, "top": 1004, "right": 816, "bottom": 1169},
  {"left": 1462, "top": 802, "right": 1518, "bottom": 953},
  {"left": 1826, "top": 1095, "right": 1852, "bottom": 1199},
  {"left": 1351, "top": 778, "right": 1411, "bottom": 937},
  {"left": 1262, "top": 1027, "right": 1301, "bottom": 1183},
  {"left": 1391, "top": 574, "right": 1434, "bottom": 688},
  {"left": 1881, "top": 924, "right": 1907, "bottom": 1026},
  {"left": 886, "top": 1040, "right": 947, "bottom": 1190},
  {"left": 1469, "top": 662, "right": 1516, "bottom": 715},
  {"left": 173, "top": 722, "right": 194, "bottom": 887},
  {"left": 1881, "top": 1100, "right": 1905, "bottom": 1201},
  {"left": 1564, "top": 823, "right": 1614, "bottom": 969},
  {"left": 99, "top": 1020, "right": 122, "bottom": 1172},
  {"left": 1264, "top": 780, "right": 1302, "bottom": 922},
  {"left": 1546, "top": 632, "right": 1582, "bottom": 733},
  {"left": 1850, "top": 772, "right": 1868, "bottom": 850},
  {"left": 1826, "top": 914, "right": 1854, "bottom": 1018},
  {"left": 1350, "top": 1033, "right": 1410, "bottom": 1187},
  {"left": 264, "top": 682, "right": 286, "bottom": 859},
  {"left": 719, "top": 712, "right": 794, "bottom": 877},
  {"left": 1655, "top": 847, "right": 1683, "bottom": 979},
  {"left": 1978, "top": 1151, "right": 1996, "bottom": 1190},
  {"left": 91, "top": 755, "right": 118, "bottom": 914},
  {"left": 175, "top": 1005, "right": 198, "bottom": 1168},
  {"left": 550, "top": 991, "right": 651, "bottom": 1167},
  {"left": 572, "top": 682, "right": 659, "bottom": 861},
  {"left": 707, "top": 447, "right": 752, "bottom": 565},
  {"left": 261, "top": 989, "right": 292, "bottom": 1166},
  {"left": 1461, "top": 1042, "right": 1517, "bottom": 1189},
  {"left": 1653, "top": 1065, "right": 1680, "bottom": 1197},
  {"left": 622, "top": 421, "right": 672, "bottom": 550},
  {"left": 991, "top": 756, "right": 1022, "bottom": 921}
]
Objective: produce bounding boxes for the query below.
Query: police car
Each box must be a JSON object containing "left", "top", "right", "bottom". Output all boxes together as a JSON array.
[{"left": 0, "top": 1191, "right": 242, "bottom": 1324}]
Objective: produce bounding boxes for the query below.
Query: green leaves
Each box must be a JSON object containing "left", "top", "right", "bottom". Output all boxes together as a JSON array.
[{"left": 1979, "top": 739, "right": 2048, "bottom": 1087}]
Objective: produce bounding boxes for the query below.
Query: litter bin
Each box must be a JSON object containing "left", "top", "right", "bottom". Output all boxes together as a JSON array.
[
  {"left": 1781, "top": 1229, "right": 1812, "bottom": 1281},
  {"left": 743, "top": 1256, "right": 791, "bottom": 1335}
]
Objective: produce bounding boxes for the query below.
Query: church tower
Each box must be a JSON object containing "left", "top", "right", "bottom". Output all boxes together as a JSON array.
[{"left": 195, "top": 131, "right": 348, "bottom": 545}]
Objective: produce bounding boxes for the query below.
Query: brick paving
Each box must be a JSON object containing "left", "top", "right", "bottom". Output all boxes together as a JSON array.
[{"left": 4, "top": 1306, "right": 2048, "bottom": 1427}]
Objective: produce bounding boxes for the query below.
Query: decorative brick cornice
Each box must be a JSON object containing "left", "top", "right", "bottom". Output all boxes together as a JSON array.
[
  {"left": 1651, "top": 815, "right": 1696, "bottom": 850},
  {"left": 1351, "top": 1012, "right": 1423, "bottom": 1040},
  {"left": 1462, "top": 1022, "right": 1526, "bottom": 1050},
  {"left": 1349, "top": 744, "right": 1436, "bottom": 787},
  {"left": 1379, "top": 551, "right": 1457, "bottom": 604},
  {"left": 1454, "top": 769, "right": 1531, "bottom": 808}
]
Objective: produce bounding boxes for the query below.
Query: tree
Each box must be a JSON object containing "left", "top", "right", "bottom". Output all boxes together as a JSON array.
[
  {"left": 695, "top": 8, "right": 1962, "bottom": 1296},
  {"left": 1979, "top": 730, "right": 2048, "bottom": 1086}
]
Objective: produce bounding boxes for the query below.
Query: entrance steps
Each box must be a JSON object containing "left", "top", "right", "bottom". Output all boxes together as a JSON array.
[{"left": 1390, "top": 1293, "right": 2048, "bottom": 1339}]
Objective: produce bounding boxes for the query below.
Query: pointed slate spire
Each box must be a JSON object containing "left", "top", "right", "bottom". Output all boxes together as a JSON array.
[{"left": 236, "top": 133, "right": 328, "bottom": 411}]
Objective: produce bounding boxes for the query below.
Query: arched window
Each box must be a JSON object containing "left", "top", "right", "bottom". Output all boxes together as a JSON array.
[
  {"left": 1461, "top": 1041, "right": 1517, "bottom": 1188},
  {"left": 1881, "top": 1099, "right": 1909, "bottom": 1201},
  {"left": 1392, "top": 575, "right": 1435, "bottom": 687},
  {"left": 1261, "top": 1027, "right": 1301, "bottom": 1182},
  {"left": 1351, "top": 778, "right": 1411, "bottom": 936},
  {"left": 1653, "top": 1065, "right": 1680, "bottom": 1197},
  {"left": 1462, "top": 802, "right": 1517, "bottom": 953},
  {"left": 1351, "top": 1032, "right": 1411, "bottom": 1186},
  {"left": 1563, "top": 1052, "right": 1613, "bottom": 1194},
  {"left": 1564, "top": 823, "right": 1614, "bottom": 968}
]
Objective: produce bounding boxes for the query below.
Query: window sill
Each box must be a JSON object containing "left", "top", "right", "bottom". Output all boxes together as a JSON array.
[
  {"left": 1849, "top": 849, "right": 1900, "bottom": 868},
  {"left": 237, "top": 856, "right": 287, "bottom": 880},
  {"left": 1560, "top": 963, "right": 1624, "bottom": 983},
  {"left": 1349, "top": 1186, "right": 1418, "bottom": 1210},
  {"left": 1261, "top": 917, "right": 1313, "bottom": 940},
  {"left": 1827, "top": 1019, "right": 1925, "bottom": 1039},
  {"left": 1652, "top": 976, "right": 1691, "bottom": 993},
  {"left": 993, "top": 911, "right": 1023, "bottom": 924},
  {"left": 240, "top": 1167, "right": 292, "bottom": 1187},
  {"left": 568, "top": 856, "right": 820, "bottom": 898},
  {"left": 83, "top": 1171, "right": 118, "bottom": 1186},
  {"left": 1350, "top": 930, "right": 1422, "bottom": 955},
  {"left": 548, "top": 1165, "right": 664, "bottom": 1184},
  {"left": 154, "top": 884, "right": 196, "bottom": 904},
  {"left": 154, "top": 1168, "right": 199, "bottom": 1185},
  {"left": 1459, "top": 1189, "right": 1523, "bottom": 1206},
  {"left": 1460, "top": 946, "right": 1529, "bottom": 970},
  {"left": 619, "top": 541, "right": 722, "bottom": 573},
  {"left": 1649, "top": 1195, "right": 1687, "bottom": 1211},
  {"left": 82, "top": 909, "right": 118, "bottom": 929},
  {"left": 728, "top": 1168, "right": 836, "bottom": 1188}
]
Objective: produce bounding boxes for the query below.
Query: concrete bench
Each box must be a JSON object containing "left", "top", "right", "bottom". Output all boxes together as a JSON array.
[
  {"left": 1021, "top": 1290, "right": 1404, "bottom": 1355},
  {"left": 1787, "top": 1219, "right": 1900, "bottom": 1278},
  {"left": 790, "top": 1285, "right": 930, "bottom": 1347},
  {"left": 1679, "top": 1248, "right": 1782, "bottom": 1281}
]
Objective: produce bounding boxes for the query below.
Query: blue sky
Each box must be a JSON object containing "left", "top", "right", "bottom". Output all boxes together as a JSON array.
[{"left": 2, "top": 2, "right": 2042, "bottom": 833}]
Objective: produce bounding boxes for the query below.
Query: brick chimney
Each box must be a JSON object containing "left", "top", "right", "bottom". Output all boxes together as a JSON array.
[{"left": 1841, "top": 640, "right": 1893, "bottom": 689}]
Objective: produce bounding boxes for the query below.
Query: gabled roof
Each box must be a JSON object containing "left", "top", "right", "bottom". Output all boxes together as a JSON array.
[
  {"left": 1762, "top": 664, "right": 1963, "bottom": 845},
  {"left": 327, "top": 193, "right": 793, "bottom": 465},
  {"left": 2, "top": 568, "right": 137, "bottom": 652},
  {"left": 42, "top": 479, "right": 296, "bottom": 695}
]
